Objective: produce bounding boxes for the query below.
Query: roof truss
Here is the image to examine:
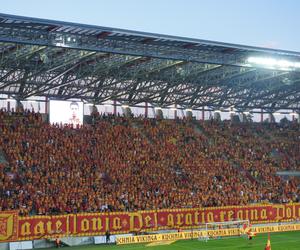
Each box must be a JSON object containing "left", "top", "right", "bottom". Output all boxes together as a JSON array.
[{"left": 0, "top": 13, "right": 300, "bottom": 111}]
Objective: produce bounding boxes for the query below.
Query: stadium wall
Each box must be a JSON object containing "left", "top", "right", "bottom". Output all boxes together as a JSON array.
[{"left": 1, "top": 203, "right": 300, "bottom": 243}]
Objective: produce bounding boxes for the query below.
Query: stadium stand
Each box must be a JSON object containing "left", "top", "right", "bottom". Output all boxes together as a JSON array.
[{"left": 0, "top": 110, "right": 299, "bottom": 216}]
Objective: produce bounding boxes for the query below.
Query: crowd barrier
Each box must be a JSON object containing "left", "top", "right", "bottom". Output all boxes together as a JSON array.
[{"left": 1, "top": 203, "right": 300, "bottom": 242}]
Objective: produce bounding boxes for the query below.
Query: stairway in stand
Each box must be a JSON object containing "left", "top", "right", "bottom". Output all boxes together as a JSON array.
[{"left": 0, "top": 149, "right": 8, "bottom": 164}]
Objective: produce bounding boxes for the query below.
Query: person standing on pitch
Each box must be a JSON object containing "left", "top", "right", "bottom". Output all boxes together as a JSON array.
[{"left": 105, "top": 230, "right": 111, "bottom": 243}]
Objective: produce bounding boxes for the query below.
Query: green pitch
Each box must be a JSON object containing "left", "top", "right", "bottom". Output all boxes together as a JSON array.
[{"left": 49, "top": 231, "right": 300, "bottom": 250}]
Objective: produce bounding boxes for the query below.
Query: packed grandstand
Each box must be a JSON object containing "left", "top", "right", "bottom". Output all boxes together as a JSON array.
[
  {"left": 1, "top": 13, "right": 300, "bottom": 250},
  {"left": 0, "top": 108, "right": 299, "bottom": 216}
]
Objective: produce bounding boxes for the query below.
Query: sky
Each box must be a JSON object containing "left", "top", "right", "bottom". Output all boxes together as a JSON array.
[{"left": 1, "top": 0, "right": 300, "bottom": 52}]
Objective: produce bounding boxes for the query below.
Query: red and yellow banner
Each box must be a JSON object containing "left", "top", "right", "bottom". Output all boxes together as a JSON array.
[
  {"left": 18, "top": 215, "right": 69, "bottom": 241},
  {"left": 1, "top": 203, "right": 300, "bottom": 242},
  {"left": 0, "top": 211, "right": 18, "bottom": 242}
]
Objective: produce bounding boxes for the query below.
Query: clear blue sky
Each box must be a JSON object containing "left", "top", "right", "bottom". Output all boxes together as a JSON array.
[{"left": 1, "top": 0, "right": 300, "bottom": 52}]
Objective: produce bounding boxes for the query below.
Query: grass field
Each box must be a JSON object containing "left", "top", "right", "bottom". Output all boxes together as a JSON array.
[{"left": 50, "top": 231, "right": 299, "bottom": 250}]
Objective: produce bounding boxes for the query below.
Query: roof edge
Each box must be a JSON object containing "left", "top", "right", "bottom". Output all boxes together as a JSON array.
[{"left": 1, "top": 12, "right": 300, "bottom": 57}]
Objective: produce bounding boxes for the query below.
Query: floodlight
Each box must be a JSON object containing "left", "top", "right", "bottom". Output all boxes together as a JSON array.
[{"left": 247, "top": 57, "right": 300, "bottom": 70}]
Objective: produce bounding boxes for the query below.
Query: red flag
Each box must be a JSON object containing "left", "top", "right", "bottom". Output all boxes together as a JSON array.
[{"left": 264, "top": 233, "right": 271, "bottom": 250}]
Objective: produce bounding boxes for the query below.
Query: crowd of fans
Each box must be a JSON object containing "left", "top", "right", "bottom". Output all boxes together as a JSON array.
[{"left": 0, "top": 109, "right": 299, "bottom": 216}]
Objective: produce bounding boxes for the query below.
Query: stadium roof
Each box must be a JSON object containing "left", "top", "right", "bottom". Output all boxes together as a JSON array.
[{"left": 0, "top": 13, "right": 300, "bottom": 111}]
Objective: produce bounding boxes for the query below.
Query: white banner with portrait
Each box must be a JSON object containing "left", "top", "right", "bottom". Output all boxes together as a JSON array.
[{"left": 49, "top": 100, "right": 83, "bottom": 126}]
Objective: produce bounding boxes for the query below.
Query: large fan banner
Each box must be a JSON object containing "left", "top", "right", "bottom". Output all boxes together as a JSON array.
[{"left": 1, "top": 203, "right": 300, "bottom": 242}]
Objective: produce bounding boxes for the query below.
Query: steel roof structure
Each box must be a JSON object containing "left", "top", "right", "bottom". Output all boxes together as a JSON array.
[{"left": 0, "top": 13, "right": 300, "bottom": 111}]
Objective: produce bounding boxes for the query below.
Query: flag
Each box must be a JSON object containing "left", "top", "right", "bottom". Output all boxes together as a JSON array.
[{"left": 265, "top": 233, "right": 271, "bottom": 250}]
